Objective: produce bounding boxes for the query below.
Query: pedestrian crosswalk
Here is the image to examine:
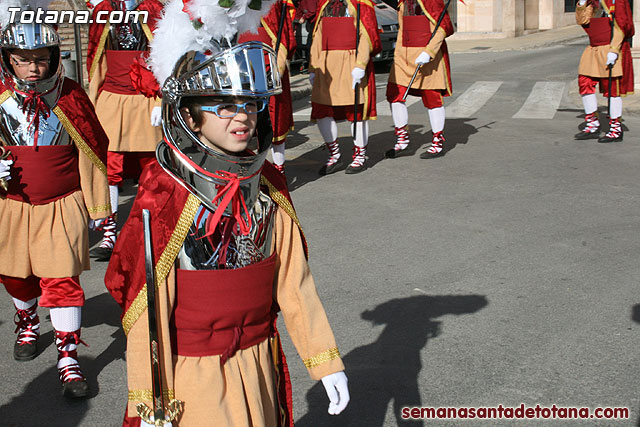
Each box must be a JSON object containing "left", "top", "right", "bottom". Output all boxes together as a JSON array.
[{"left": 293, "top": 80, "right": 570, "bottom": 120}]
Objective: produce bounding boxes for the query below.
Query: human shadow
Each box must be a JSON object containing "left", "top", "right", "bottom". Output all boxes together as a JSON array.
[
  {"left": 296, "top": 294, "right": 489, "bottom": 426},
  {"left": 82, "top": 292, "right": 126, "bottom": 383},
  {"left": 632, "top": 304, "right": 640, "bottom": 324},
  {"left": 0, "top": 357, "right": 91, "bottom": 426}
]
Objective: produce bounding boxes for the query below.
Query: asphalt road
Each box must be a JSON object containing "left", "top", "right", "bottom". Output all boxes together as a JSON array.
[{"left": 1, "top": 38, "right": 639, "bottom": 426}]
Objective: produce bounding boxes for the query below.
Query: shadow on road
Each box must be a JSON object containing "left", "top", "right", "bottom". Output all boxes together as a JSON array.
[
  {"left": 0, "top": 357, "right": 91, "bottom": 426},
  {"left": 296, "top": 294, "right": 488, "bottom": 426},
  {"left": 632, "top": 304, "right": 640, "bottom": 324}
]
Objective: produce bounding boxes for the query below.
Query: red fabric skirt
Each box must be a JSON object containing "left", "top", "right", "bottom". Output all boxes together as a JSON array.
[
  {"left": 321, "top": 17, "right": 357, "bottom": 50},
  {"left": 170, "top": 253, "right": 277, "bottom": 358},
  {"left": 2, "top": 145, "right": 80, "bottom": 205},
  {"left": 103, "top": 50, "right": 144, "bottom": 95},
  {"left": 402, "top": 15, "right": 430, "bottom": 47}
]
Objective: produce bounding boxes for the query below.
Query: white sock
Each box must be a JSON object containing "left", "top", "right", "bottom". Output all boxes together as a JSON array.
[
  {"left": 391, "top": 102, "right": 409, "bottom": 128},
  {"left": 610, "top": 97, "right": 622, "bottom": 119},
  {"left": 317, "top": 117, "right": 338, "bottom": 143},
  {"left": 581, "top": 93, "right": 598, "bottom": 115},
  {"left": 13, "top": 297, "right": 37, "bottom": 310},
  {"left": 271, "top": 144, "right": 285, "bottom": 166},
  {"left": 109, "top": 185, "right": 119, "bottom": 215},
  {"left": 51, "top": 307, "right": 81, "bottom": 337},
  {"left": 51, "top": 307, "right": 82, "bottom": 376},
  {"left": 350, "top": 121, "right": 368, "bottom": 148},
  {"left": 428, "top": 107, "right": 445, "bottom": 133}
]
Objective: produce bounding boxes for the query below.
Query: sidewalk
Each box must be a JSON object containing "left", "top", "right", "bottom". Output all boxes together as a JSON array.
[{"left": 289, "top": 25, "right": 590, "bottom": 102}]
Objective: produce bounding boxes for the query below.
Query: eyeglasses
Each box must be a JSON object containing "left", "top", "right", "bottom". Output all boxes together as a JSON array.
[
  {"left": 10, "top": 56, "right": 50, "bottom": 68},
  {"left": 200, "top": 100, "right": 267, "bottom": 118}
]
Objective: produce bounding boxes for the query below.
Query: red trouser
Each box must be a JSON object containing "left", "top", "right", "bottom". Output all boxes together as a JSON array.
[
  {"left": 578, "top": 74, "right": 622, "bottom": 98},
  {"left": 386, "top": 82, "right": 444, "bottom": 109},
  {"left": 107, "top": 151, "right": 156, "bottom": 186},
  {"left": 0, "top": 275, "right": 84, "bottom": 307}
]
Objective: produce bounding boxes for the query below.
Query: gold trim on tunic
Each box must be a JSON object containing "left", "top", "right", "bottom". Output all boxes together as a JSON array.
[
  {"left": 87, "top": 203, "right": 112, "bottom": 214},
  {"left": 141, "top": 22, "right": 154, "bottom": 43},
  {"left": 89, "top": 25, "right": 111, "bottom": 81},
  {"left": 303, "top": 347, "right": 341, "bottom": 368},
  {"left": 122, "top": 194, "right": 201, "bottom": 335},
  {"left": 128, "top": 388, "right": 175, "bottom": 402},
  {"left": 53, "top": 106, "right": 108, "bottom": 175}
]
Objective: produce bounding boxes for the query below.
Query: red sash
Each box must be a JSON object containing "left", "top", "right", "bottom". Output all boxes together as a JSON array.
[
  {"left": 2, "top": 145, "right": 80, "bottom": 205},
  {"left": 403, "top": 15, "right": 430, "bottom": 47},
  {"left": 238, "top": 27, "right": 273, "bottom": 46},
  {"left": 170, "top": 253, "right": 277, "bottom": 360},
  {"left": 102, "top": 50, "right": 143, "bottom": 95},
  {"left": 585, "top": 17, "right": 612, "bottom": 47},
  {"left": 321, "top": 17, "right": 357, "bottom": 50}
]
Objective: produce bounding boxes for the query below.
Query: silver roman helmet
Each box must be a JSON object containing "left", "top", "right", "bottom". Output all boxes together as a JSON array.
[
  {"left": 156, "top": 40, "right": 282, "bottom": 213},
  {"left": 0, "top": 20, "right": 63, "bottom": 111}
]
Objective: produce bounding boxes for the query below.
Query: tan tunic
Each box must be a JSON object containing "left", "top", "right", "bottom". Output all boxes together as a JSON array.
[
  {"left": 89, "top": 53, "right": 162, "bottom": 153},
  {"left": 389, "top": 3, "right": 449, "bottom": 90},
  {"left": 0, "top": 105, "right": 111, "bottom": 278},
  {"left": 125, "top": 203, "right": 345, "bottom": 426},
  {"left": 576, "top": 4, "right": 624, "bottom": 78},
  {"left": 310, "top": 4, "right": 374, "bottom": 106}
]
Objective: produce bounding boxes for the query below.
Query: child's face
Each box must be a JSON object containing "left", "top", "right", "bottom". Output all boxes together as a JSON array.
[
  {"left": 184, "top": 97, "right": 259, "bottom": 156},
  {"left": 9, "top": 47, "right": 51, "bottom": 82}
]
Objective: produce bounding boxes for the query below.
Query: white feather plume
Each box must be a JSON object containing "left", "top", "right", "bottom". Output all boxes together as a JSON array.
[
  {"left": 0, "top": 0, "right": 23, "bottom": 30},
  {"left": 0, "top": 0, "right": 55, "bottom": 29},
  {"left": 149, "top": 0, "right": 275, "bottom": 86}
]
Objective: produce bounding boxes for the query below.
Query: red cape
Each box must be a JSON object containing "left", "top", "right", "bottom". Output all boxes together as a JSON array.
[
  {"left": 0, "top": 78, "right": 109, "bottom": 165},
  {"left": 87, "top": 0, "right": 164, "bottom": 78}
]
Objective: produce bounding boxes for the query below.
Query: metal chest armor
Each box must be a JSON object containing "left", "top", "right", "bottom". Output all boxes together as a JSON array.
[
  {"left": 0, "top": 95, "right": 70, "bottom": 147},
  {"left": 177, "top": 190, "right": 278, "bottom": 270},
  {"left": 108, "top": 0, "right": 148, "bottom": 51},
  {"left": 323, "top": 0, "right": 351, "bottom": 17}
]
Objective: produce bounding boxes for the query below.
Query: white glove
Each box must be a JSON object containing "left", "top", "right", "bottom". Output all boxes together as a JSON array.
[
  {"left": 0, "top": 159, "right": 12, "bottom": 181},
  {"left": 140, "top": 416, "right": 171, "bottom": 427},
  {"left": 578, "top": 0, "right": 587, "bottom": 5},
  {"left": 309, "top": 72, "right": 315, "bottom": 86},
  {"left": 351, "top": 67, "right": 365, "bottom": 89},
  {"left": 150, "top": 106, "right": 162, "bottom": 127},
  {"left": 415, "top": 51, "right": 432, "bottom": 66},
  {"left": 606, "top": 52, "right": 618, "bottom": 66},
  {"left": 321, "top": 371, "right": 350, "bottom": 415}
]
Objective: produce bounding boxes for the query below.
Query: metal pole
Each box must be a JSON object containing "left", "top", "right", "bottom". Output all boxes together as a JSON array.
[{"left": 73, "top": 24, "right": 84, "bottom": 85}]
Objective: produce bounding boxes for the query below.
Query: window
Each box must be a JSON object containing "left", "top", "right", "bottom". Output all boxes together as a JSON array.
[{"left": 565, "top": 0, "right": 575, "bottom": 13}]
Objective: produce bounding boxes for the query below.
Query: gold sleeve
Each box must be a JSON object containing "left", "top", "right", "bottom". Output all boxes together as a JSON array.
[{"left": 273, "top": 207, "right": 345, "bottom": 380}]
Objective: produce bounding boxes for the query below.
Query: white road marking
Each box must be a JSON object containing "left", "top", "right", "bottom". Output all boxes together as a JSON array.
[
  {"left": 512, "top": 81, "right": 566, "bottom": 119},
  {"left": 446, "top": 81, "right": 503, "bottom": 118}
]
